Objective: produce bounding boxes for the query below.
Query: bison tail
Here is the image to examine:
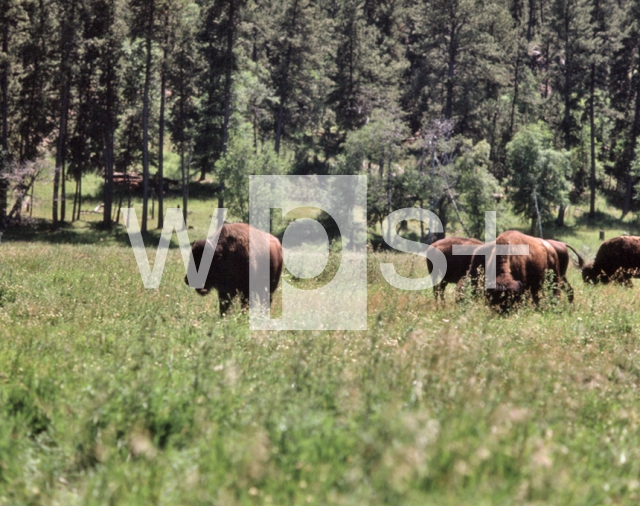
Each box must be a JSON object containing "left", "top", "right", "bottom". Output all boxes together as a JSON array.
[
  {"left": 564, "top": 243, "right": 585, "bottom": 268},
  {"left": 582, "top": 263, "right": 597, "bottom": 283}
]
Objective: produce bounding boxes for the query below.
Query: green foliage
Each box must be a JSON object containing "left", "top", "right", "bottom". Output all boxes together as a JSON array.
[
  {"left": 4, "top": 210, "right": 640, "bottom": 503},
  {"left": 215, "top": 126, "right": 290, "bottom": 221},
  {"left": 457, "top": 140, "right": 502, "bottom": 239},
  {"left": 507, "top": 123, "right": 570, "bottom": 228}
]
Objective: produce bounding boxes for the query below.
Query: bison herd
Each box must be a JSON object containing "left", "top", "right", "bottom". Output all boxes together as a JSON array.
[
  {"left": 430, "top": 231, "right": 640, "bottom": 309},
  {"left": 185, "top": 222, "right": 640, "bottom": 315}
]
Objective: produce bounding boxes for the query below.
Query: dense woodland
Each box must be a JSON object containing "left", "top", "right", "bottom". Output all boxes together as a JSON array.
[{"left": 1, "top": 0, "right": 640, "bottom": 238}]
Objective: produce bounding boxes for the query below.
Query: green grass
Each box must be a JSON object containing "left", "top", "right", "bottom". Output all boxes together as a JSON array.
[{"left": 3, "top": 182, "right": 640, "bottom": 504}]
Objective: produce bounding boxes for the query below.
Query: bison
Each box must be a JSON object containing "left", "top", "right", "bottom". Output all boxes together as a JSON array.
[
  {"left": 546, "top": 239, "right": 585, "bottom": 302},
  {"left": 426, "top": 236, "right": 483, "bottom": 301},
  {"left": 184, "top": 223, "right": 283, "bottom": 315},
  {"left": 462, "top": 230, "right": 561, "bottom": 308},
  {"left": 582, "top": 236, "right": 640, "bottom": 285}
]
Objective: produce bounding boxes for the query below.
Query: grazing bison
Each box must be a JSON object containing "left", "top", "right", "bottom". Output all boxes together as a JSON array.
[
  {"left": 546, "top": 239, "right": 585, "bottom": 302},
  {"left": 463, "top": 230, "right": 561, "bottom": 308},
  {"left": 426, "top": 236, "right": 483, "bottom": 301},
  {"left": 184, "top": 223, "right": 283, "bottom": 315},
  {"left": 582, "top": 236, "right": 640, "bottom": 285}
]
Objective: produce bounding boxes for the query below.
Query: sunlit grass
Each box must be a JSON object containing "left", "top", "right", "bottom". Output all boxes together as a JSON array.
[{"left": 3, "top": 205, "right": 640, "bottom": 503}]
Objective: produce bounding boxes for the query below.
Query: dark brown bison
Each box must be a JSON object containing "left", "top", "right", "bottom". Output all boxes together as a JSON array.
[
  {"left": 184, "top": 223, "right": 283, "bottom": 315},
  {"left": 426, "top": 236, "right": 483, "bottom": 301},
  {"left": 582, "top": 236, "right": 640, "bottom": 285},
  {"left": 463, "top": 230, "right": 561, "bottom": 308},
  {"left": 546, "top": 239, "right": 585, "bottom": 302}
]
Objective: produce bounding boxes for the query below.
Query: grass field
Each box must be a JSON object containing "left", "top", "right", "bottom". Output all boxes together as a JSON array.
[{"left": 3, "top": 179, "right": 640, "bottom": 504}]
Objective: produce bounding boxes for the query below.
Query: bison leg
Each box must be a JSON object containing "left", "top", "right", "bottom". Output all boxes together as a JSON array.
[
  {"left": 433, "top": 282, "right": 446, "bottom": 302},
  {"left": 561, "top": 276, "right": 574, "bottom": 303},
  {"left": 218, "top": 292, "right": 234, "bottom": 316}
]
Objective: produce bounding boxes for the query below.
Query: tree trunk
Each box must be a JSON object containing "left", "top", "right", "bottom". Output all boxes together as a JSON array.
[
  {"left": 274, "top": 0, "right": 299, "bottom": 155},
  {"left": 103, "top": 131, "right": 114, "bottom": 228},
  {"left": 589, "top": 63, "right": 596, "bottom": 219},
  {"left": 623, "top": 60, "right": 640, "bottom": 216},
  {"left": 275, "top": 86, "right": 287, "bottom": 154},
  {"left": 527, "top": 0, "right": 536, "bottom": 41},
  {"left": 557, "top": 17, "right": 571, "bottom": 228},
  {"left": 556, "top": 205, "right": 565, "bottom": 227},
  {"left": 72, "top": 176, "right": 78, "bottom": 221},
  {"left": 158, "top": 61, "right": 166, "bottom": 229},
  {"left": 444, "top": 22, "right": 457, "bottom": 120},
  {"left": 61, "top": 163, "right": 66, "bottom": 221},
  {"left": 53, "top": 80, "right": 70, "bottom": 230},
  {"left": 531, "top": 214, "right": 536, "bottom": 236},
  {"left": 221, "top": 0, "right": 235, "bottom": 156},
  {"left": 509, "top": 39, "right": 522, "bottom": 138},
  {"left": 218, "top": 0, "right": 236, "bottom": 210},
  {"left": 0, "top": 19, "right": 8, "bottom": 229},
  {"left": 181, "top": 144, "right": 188, "bottom": 224},
  {"left": 141, "top": 0, "right": 155, "bottom": 234},
  {"left": 76, "top": 173, "right": 82, "bottom": 220},
  {"left": 158, "top": 9, "right": 168, "bottom": 230},
  {"left": 103, "top": 43, "right": 116, "bottom": 228}
]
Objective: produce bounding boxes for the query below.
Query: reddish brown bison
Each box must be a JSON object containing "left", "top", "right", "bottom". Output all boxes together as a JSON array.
[
  {"left": 463, "top": 230, "right": 561, "bottom": 308},
  {"left": 546, "top": 239, "right": 585, "bottom": 302},
  {"left": 426, "top": 236, "right": 483, "bottom": 301},
  {"left": 184, "top": 223, "right": 283, "bottom": 315},
  {"left": 582, "top": 236, "right": 640, "bottom": 285}
]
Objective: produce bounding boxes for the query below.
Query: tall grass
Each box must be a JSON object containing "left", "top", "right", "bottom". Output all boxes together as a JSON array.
[{"left": 2, "top": 218, "right": 640, "bottom": 504}]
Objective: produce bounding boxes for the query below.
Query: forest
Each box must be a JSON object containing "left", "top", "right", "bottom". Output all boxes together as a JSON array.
[{"left": 1, "top": 0, "right": 640, "bottom": 237}]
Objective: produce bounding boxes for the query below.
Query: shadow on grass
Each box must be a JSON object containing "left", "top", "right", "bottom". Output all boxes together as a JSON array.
[
  {"left": 572, "top": 210, "right": 640, "bottom": 234},
  {"left": 2, "top": 218, "right": 188, "bottom": 249}
]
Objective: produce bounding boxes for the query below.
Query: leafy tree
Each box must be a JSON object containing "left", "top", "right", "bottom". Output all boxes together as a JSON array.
[
  {"left": 265, "top": 0, "right": 327, "bottom": 155},
  {"left": 507, "top": 123, "right": 570, "bottom": 234},
  {"left": 167, "top": 0, "right": 199, "bottom": 223},
  {"left": 334, "top": 108, "right": 407, "bottom": 236},
  {"left": 406, "top": 0, "right": 512, "bottom": 138},
  {"left": 457, "top": 139, "right": 502, "bottom": 239},
  {"left": 215, "top": 125, "right": 289, "bottom": 221},
  {"left": 0, "top": 0, "right": 24, "bottom": 228},
  {"left": 587, "top": 0, "right": 624, "bottom": 218},
  {"left": 87, "top": 0, "right": 127, "bottom": 228},
  {"left": 52, "top": 0, "right": 81, "bottom": 228},
  {"left": 130, "top": 0, "right": 158, "bottom": 233},
  {"left": 609, "top": 0, "right": 639, "bottom": 215},
  {"left": 15, "top": 0, "right": 56, "bottom": 163},
  {"left": 546, "top": 0, "right": 594, "bottom": 224},
  {"left": 326, "top": 0, "right": 405, "bottom": 135}
]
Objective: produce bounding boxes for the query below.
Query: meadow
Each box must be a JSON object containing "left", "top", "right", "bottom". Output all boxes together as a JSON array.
[{"left": 2, "top": 179, "right": 640, "bottom": 504}]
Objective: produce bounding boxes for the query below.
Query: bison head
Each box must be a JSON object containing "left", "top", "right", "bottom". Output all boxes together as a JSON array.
[
  {"left": 184, "top": 239, "right": 216, "bottom": 295},
  {"left": 487, "top": 279, "right": 524, "bottom": 310},
  {"left": 582, "top": 263, "right": 606, "bottom": 284}
]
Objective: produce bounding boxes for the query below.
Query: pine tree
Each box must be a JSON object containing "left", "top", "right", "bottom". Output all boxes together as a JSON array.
[
  {"left": 167, "top": 1, "right": 199, "bottom": 223},
  {"left": 265, "top": 0, "right": 325, "bottom": 154},
  {"left": 52, "top": 0, "right": 81, "bottom": 229},
  {"left": 586, "top": 0, "right": 624, "bottom": 217},
  {"left": 507, "top": 122, "right": 570, "bottom": 232},
  {"left": 15, "top": 0, "right": 56, "bottom": 163},
  {"left": 326, "top": 0, "right": 405, "bottom": 135},
  {"left": 0, "top": 0, "right": 23, "bottom": 228},
  {"left": 130, "top": 0, "right": 158, "bottom": 234},
  {"left": 609, "top": 0, "right": 639, "bottom": 215},
  {"left": 86, "top": 0, "right": 126, "bottom": 229},
  {"left": 406, "top": 0, "right": 512, "bottom": 138}
]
